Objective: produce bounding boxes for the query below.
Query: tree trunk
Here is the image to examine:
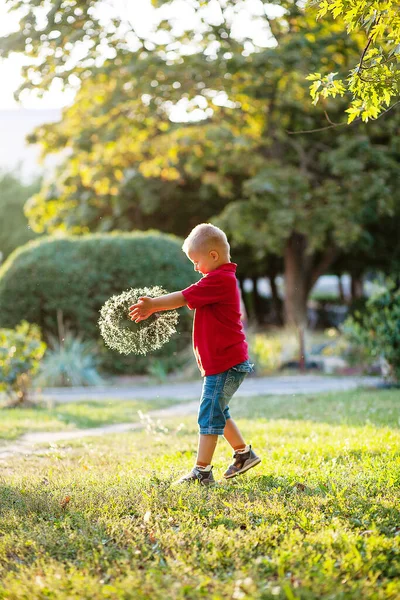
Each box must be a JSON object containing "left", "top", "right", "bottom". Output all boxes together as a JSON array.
[
  {"left": 284, "top": 233, "right": 338, "bottom": 373},
  {"left": 338, "top": 274, "right": 346, "bottom": 303},
  {"left": 284, "top": 233, "right": 339, "bottom": 329},
  {"left": 351, "top": 274, "right": 364, "bottom": 300},
  {"left": 252, "top": 277, "right": 264, "bottom": 325},
  {"left": 298, "top": 326, "right": 306, "bottom": 373},
  {"left": 268, "top": 273, "right": 283, "bottom": 325},
  {"left": 284, "top": 233, "right": 309, "bottom": 328}
]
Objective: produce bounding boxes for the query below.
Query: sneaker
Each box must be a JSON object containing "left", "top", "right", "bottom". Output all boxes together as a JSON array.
[
  {"left": 223, "top": 445, "right": 261, "bottom": 479},
  {"left": 173, "top": 466, "right": 215, "bottom": 486}
]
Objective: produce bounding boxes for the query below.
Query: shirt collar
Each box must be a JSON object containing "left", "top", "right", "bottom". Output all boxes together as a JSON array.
[{"left": 211, "top": 262, "right": 237, "bottom": 273}]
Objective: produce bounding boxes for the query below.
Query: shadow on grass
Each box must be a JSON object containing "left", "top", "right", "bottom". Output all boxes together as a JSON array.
[{"left": 0, "top": 483, "right": 143, "bottom": 574}]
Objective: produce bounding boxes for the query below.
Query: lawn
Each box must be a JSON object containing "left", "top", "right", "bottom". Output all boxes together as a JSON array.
[
  {"left": 0, "top": 389, "right": 399, "bottom": 599},
  {"left": 0, "top": 397, "right": 187, "bottom": 442}
]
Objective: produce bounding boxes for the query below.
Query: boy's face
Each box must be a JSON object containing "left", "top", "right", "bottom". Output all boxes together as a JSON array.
[{"left": 187, "top": 248, "right": 219, "bottom": 275}]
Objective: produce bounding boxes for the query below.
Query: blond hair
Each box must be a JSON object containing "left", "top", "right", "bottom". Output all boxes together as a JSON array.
[{"left": 182, "top": 223, "right": 230, "bottom": 256}]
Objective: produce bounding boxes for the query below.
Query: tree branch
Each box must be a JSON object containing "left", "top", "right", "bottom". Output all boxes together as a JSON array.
[
  {"left": 287, "top": 99, "right": 400, "bottom": 135},
  {"left": 358, "top": 21, "right": 376, "bottom": 73},
  {"left": 287, "top": 121, "right": 350, "bottom": 135},
  {"left": 361, "top": 54, "right": 398, "bottom": 70},
  {"left": 308, "top": 245, "right": 339, "bottom": 292}
]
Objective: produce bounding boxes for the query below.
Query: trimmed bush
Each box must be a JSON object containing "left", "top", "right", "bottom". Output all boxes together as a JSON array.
[{"left": 0, "top": 232, "right": 197, "bottom": 374}]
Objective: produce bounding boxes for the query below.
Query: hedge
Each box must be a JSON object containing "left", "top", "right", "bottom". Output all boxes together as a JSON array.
[{"left": 0, "top": 232, "right": 198, "bottom": 374}]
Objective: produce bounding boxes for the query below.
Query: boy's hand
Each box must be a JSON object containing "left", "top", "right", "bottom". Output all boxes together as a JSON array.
[{"left": 129, "top": 297, "right": 154, "bottom": 322}]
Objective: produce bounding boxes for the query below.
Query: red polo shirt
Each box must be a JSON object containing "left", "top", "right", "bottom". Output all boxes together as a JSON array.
[{"left": 182, "top": 263, "right": 248, "bottom": 376}]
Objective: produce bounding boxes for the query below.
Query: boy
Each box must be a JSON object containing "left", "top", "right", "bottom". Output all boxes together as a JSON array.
[{"left": 129, "top": 223, "right": 261, "bottom": 485}]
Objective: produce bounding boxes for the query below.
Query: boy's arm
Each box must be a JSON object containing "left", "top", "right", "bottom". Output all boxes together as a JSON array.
[{"left": 129, "top": 292, "right": 187, "bottom": 322}]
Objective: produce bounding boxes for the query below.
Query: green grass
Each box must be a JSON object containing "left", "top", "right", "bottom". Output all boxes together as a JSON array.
[
  {"left": 0, "top": 389, "right": 400, "bottom": 599},
  {"left": 0, "top": 397, "right": 186, "bottom": 442}
]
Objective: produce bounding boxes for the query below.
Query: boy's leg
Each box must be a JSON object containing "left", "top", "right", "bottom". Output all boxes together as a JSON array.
[
  {"left": 196, "top": 371, "right": 227, "bottom": 466},
  {"left": 218, "top": 361, "right": 261, "bottom": 479},
  {"left": 223, "top": 417, "right": 261, "bottom": 479},
  {"left": 173, "top": 434, "right": 217, "bottom": 486},
  {"left": 196, "top": 433, "right": 218, "bottom": 467},
  {"left": 223, "top": 417, "right": 246, "bottom": 451},
  {"left": 173, "top": 373, "right": 225, "bottom": 485}
]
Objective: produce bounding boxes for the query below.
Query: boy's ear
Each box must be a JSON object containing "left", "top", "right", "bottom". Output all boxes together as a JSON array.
[{"left": 210, "top": 250, "right": 219, "bottom": 261}]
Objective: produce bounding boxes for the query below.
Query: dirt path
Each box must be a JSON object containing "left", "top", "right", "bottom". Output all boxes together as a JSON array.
[
  {"left": 0, "top": 401, "right": 200, "bottom": 460},
  {"left": 0, "top": 375, "right": 383, "bottom": 461},
  {"left": 34, "top": 375, "right": 381, "bottom": 403}
]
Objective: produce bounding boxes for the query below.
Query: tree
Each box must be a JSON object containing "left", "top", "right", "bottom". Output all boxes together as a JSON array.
[
  {"left": 0, "top": 171, "right": 40, "bottom": 263},
  {"left": 308, "top": 0, "right": 400, "bottom": 121},
  {"left": 327, "top": 112, "right": 400, "bottom": 303},
  {"left": 1, "top": 0, "right": 398, "bottom": 329}
]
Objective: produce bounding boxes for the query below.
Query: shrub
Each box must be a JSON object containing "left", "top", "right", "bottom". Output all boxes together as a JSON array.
[
  {"left": 343, "top": 280, "right": 400, "bottom": 382},
  {"left": 0, "top": 232, "right": 197, "bottom": 374},
  {"left": 248, "top": 332, "right": 283, "bottom": 374},
  {"left": 320, "top": 328, "right": 352, "bottom": 358},
  {"left": 35, "top": 332, "right": 103, "bottom": 387},
  {"left": 0, "top": 321, "right": 46, "bottom": 405}
]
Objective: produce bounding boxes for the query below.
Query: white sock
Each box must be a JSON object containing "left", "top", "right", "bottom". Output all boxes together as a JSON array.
[
  {"left": 237, "top": 445, "right": 250, "bottom": 454},
  {"left": 196, "top": 464, "right": 212, "bottom": 472}
]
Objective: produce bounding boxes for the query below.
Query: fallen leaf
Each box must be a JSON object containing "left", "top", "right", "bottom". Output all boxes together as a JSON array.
[
  {"left": 60, "top": 496, "right": 71, "bottom": 509},
  {"left": 149, "top": 531, "right": 157, "bottom": 543},
  {"left": 295, "top": 482, "right": 307, "bottom": 492}
]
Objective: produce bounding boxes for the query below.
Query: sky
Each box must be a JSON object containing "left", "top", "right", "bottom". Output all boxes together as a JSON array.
[
  {"left": 0, "top": 0, "right": 281, "bottom": 177},
  {"left": 0, "top": 0, "right": 279, "bottom": 110},
  {"left": 0, "top": 2, "right": 74, "bottom": 109}
]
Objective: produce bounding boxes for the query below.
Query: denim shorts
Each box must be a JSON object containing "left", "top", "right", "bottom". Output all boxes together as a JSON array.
[{"left": 198, "top": 359, "right": 254, "bottom": 435}]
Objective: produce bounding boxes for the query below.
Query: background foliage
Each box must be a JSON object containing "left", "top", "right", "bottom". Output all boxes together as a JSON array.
[
  {"left": 0, "top": 232, "right": 197, "bottom": 374},
  {"left": 1, "top": 0, "right": 398, "bottom": 328},
  {"left": 344, "top": 280, "right": 400, "bottom": 382},
  {"left": 309, "top": 0, "right": 400, "bottom": 121},
  {"left": 0, "top": 0, "right": 398, "bottom": 351},
  {"left": 35, "top": 332, "right": 103, "bottom": 387},
  {"left": 0, "top": 170, "right": 40, "bottom": 263},
  {"left": 0, "top": 320, "right": 46, "bottom": 404}
]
